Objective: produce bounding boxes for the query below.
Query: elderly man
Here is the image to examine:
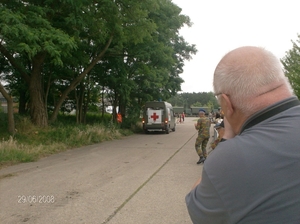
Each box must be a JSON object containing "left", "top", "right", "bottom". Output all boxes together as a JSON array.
[
  {"left": 186, "top": 46, "right": 300, "bottom": 223},
  {"left": 194, "top": 109, "right": 210, "bottom": 164}
]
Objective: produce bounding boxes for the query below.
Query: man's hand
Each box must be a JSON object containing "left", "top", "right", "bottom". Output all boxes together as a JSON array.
[{"left": 191, "top": 177, "right": 202, "bottom": 189}]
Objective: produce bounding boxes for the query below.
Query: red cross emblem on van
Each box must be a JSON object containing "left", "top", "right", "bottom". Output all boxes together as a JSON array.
[{"left": 151, "top": 113, "right": 159, "bottom": 121}]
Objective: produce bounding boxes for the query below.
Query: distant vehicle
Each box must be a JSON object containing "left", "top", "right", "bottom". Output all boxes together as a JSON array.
[
  {"left": 173, "top": 107, "right": 184, "bottom": 114},
  {"left": 185, "top": 108, "right": 192, "bottom": 116},
  {"left": 142, "top": 101, "right": 176, "bottom": 134}
]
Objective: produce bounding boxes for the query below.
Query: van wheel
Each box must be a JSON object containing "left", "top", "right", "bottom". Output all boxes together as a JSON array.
[
  {"left": 144, "top": 129, "right": 149, "bottom": 134},
  {"left": 165, "top": 126, "right": 170, "bottom": 134}
]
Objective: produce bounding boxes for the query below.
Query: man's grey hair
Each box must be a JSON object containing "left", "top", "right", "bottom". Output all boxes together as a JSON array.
[{"left": 213, "top": 47, "right": 294, "bottom": 115}]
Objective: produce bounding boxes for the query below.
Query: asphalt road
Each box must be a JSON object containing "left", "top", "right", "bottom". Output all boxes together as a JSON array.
[{"left": 0, "top": 117, "right": 215, "bottom": 224}]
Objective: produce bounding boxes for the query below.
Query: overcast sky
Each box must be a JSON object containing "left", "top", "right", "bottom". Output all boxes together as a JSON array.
[{"left": 172, "top": 0, "right": 300, "bottom": 93}]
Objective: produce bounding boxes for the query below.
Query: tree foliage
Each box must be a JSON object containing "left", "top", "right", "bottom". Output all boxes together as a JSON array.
[
  {"left": 167, "top": 92, "right": 219, "bottom": 111},
  {"left": 0, "top": 0, "right": 197, "bottom": 128},
  {"left": 281, "top": 35, "right": 300, "bottom": 98}
]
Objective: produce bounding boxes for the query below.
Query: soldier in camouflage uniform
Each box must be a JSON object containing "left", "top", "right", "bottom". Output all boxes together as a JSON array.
[
  {"left": 210, "top": 121, "right": 224, "bottom": 150},
  {"left": 194, "top": 109, "right": 211, "bottom": 164}
]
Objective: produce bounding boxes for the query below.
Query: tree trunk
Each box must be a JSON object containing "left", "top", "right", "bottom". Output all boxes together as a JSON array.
[
  {"left": 44, "top": 73, "right": 53, "bottom": 113},
  {"left": 101, "top": 86, "right": 105, "bottom": 117},
  {"left": 112, "top": 92, "right": 118, "bottom": 122},
  {"left": 74, "top": 87, "right": 79, "bottom": 124},
  {"left": 18, "top": 89, "right": 28, "bottom": 115},
  {"left": 29, "top": 53, "right": 48, "bottom": 127},
  {"left": 118, "top": 91, "right": 126, "bottom": 118},
  {"left": 6, "top": 95, "right": 15, "bottom": 134},
  {"left": 0, "top": 83, "right": 15, "bottom": 135},
  {"left": 78, "top": 82, "right": 85, "bottom": 124},
  {"left": 0, "top": 43, "right": 48, "bottom": 127},
  {"left": 83, "top": 84, "right": 90, "bottom": 124}
]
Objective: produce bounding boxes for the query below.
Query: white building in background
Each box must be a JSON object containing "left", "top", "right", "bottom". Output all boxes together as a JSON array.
[{"left": 105, "top": 106, "right": 119, "bottom": 114}]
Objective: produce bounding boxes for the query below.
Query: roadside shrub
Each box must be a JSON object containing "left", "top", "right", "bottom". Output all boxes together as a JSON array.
[
  {"left": 0, "top": 122, "right": 124, "bottom": 168},
  {"left": 0, "top": 112, "right": 135, "bottom": 168}
]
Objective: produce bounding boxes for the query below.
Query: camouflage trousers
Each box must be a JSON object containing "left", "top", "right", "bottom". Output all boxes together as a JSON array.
[
  {"left": 210, "top": 135, "right": 222, "bottom": 150},
  {"left": 195, "top": 135, "right": 209, "bottom": 158}
]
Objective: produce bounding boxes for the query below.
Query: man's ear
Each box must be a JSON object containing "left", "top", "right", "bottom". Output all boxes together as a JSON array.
[{"left": 221, "top": 94, "right": 234, "bottom": 117}]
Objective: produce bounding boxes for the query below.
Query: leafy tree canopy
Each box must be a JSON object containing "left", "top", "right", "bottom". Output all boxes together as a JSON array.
[
  {"left": 281, "top": 35, "right": 300, "bottom": 98},
  {"left": 0, "top": 0, "right": 197, "bottom": 128}
]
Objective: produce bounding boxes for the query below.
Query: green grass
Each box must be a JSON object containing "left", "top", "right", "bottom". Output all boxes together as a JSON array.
[{"left": 0, "top": 112, "right": 143, "bottom": 169}]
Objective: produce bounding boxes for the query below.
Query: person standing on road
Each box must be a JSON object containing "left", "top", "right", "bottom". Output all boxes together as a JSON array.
[
  {"left": 210, "top": 120, "right": 224, "bottom": 150},
  {"left": 186, "top": 46, "right": 300, "bottom": 223},
  {"left": 194, "top": 109, "right": 210, "bottom": 164},
  {"left": 214, "top": 112, "right": 222, "bottom": 124},
  {"left": 117, "top": 112, "right": 122, "bottom": 124}
]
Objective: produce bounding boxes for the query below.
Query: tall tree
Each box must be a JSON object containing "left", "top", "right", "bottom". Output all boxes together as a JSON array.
[
  {"left": 0, "top": 1, "right": 77, "bottom": 126},
  {"left": 44, "top": 0, "right": 161, "bottom": 123},
  {"left": 168, "top": 92, "right": 219, "bottom": 110},
  {"left": 1, "top": 0, "right": 197, "bottom": 127},
  {"left": 281, "top": 36, "right": 300, "bottom": 98},
  {"left": 124, "top": 0, "right": 196, "bottom": 110},
  {"left": 88, "top": 0, "right": 196, "bottom": 122}
]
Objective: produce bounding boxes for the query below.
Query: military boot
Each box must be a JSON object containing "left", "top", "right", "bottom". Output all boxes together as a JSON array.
[{"left": 197, "top": 156, "right": 205, "bottom": 164}]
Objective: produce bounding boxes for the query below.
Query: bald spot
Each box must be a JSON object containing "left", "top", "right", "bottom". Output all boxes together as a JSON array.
[
  {"left": 220, "top": 46, "right": 266, "bottom": 69},
  {"left": 217, "top": 46, "right": 284, "bottom": 95}
]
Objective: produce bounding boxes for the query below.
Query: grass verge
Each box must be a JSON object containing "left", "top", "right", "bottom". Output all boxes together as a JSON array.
[{"left": 0, "top": 113, "right": 143, "bottom": 169}]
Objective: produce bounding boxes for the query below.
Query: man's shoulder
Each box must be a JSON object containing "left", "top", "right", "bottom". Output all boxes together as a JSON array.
[{"left": 198, "top": 117, "right": 209, "bottom": 121}]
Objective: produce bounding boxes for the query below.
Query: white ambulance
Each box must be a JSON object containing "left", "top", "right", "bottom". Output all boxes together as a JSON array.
[{"left": 142, "top": 101, "right": 176, "bottom": 134}]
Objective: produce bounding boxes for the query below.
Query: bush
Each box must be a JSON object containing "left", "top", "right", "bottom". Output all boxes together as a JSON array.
[{"left": 0, "top": 112, "right": 134, "bottom": 168}]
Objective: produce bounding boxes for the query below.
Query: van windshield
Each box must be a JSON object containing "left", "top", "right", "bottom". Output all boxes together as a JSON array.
[{"left": 146, "top": 107, "right": 164, "bottom": 115}]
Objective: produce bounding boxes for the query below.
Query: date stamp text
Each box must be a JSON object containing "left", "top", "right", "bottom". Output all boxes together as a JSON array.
[{"left": 18, "top": 195, "right": 55, "bottom": 203}]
